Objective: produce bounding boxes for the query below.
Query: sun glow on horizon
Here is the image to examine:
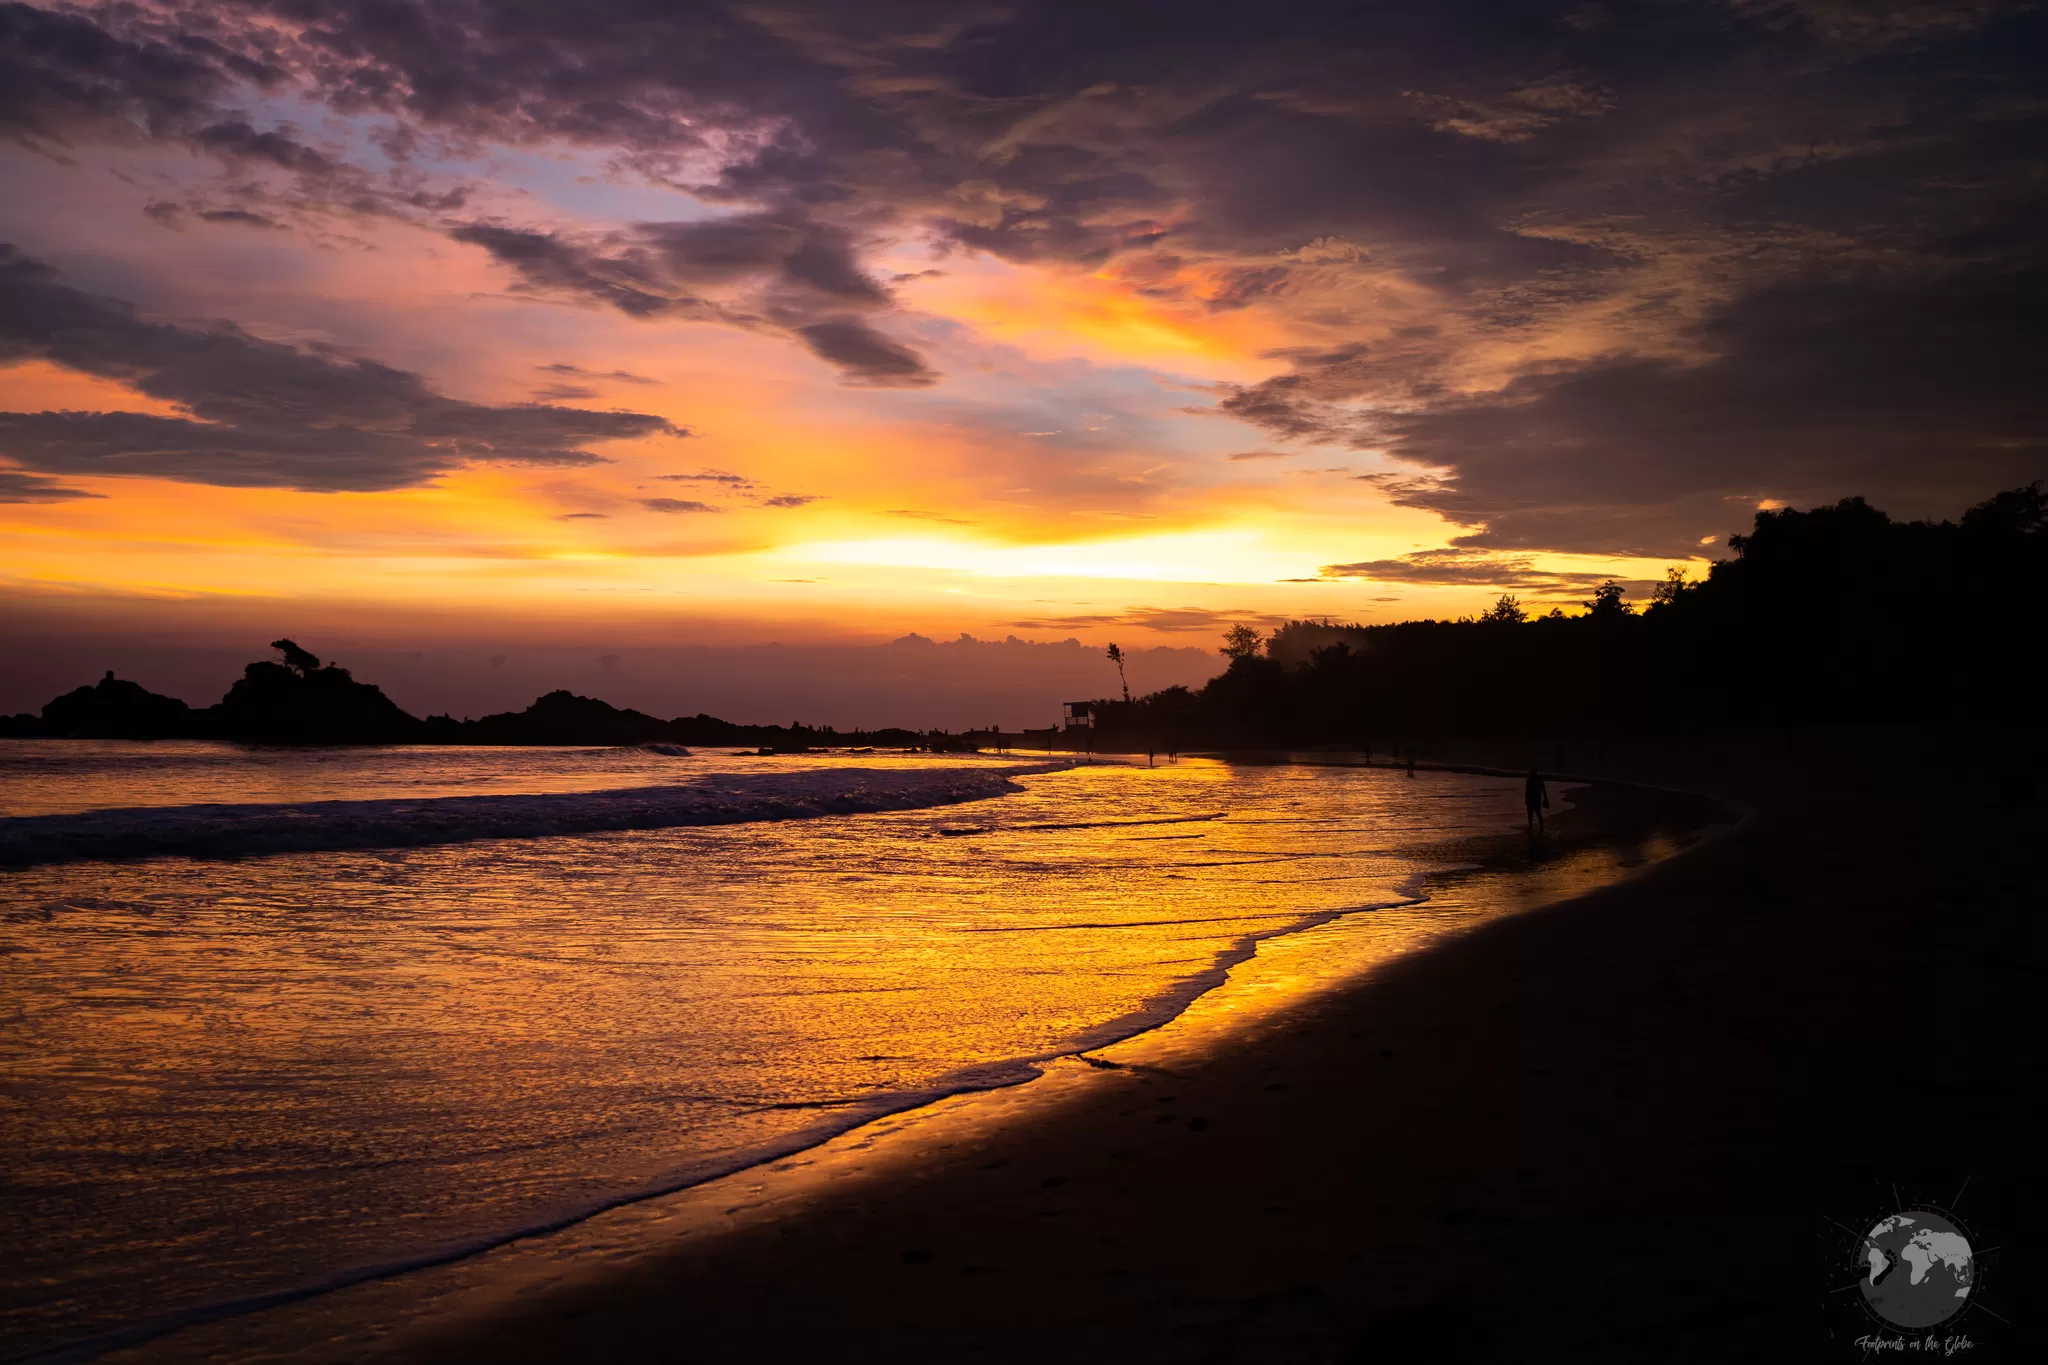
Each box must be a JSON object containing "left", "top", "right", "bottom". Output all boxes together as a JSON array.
[
  {"left": 769, "top": 526, "right": 1297, "bottom": 583},
  {"left": 1, "top": 121, "right": 1704, "bottom": 660}
]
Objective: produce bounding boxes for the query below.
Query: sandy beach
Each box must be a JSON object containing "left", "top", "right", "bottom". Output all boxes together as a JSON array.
[
  {"left": 10, "top": 0, "right": 2043, "bottom": 1357},
  {"left": 101, "top": 734, "right": 2039, "bottom": 1364}
]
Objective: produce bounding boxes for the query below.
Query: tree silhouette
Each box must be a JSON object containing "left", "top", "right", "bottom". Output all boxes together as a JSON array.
[
  {"left": 1220, "top": 624, "right": 1264, "bottom": 661},
  {"left": 1583, "top": 581, "right": 1633, "bottom": 618},
  {"left": 1483, "top": 594, "right": 1526, "bottom": 625},
  {"left": 1106, "top": 642, "right": 1131, "bottom": 702},
  {"left": 1649, "top": 567, "right": 1693, "bottom": 610},
  {"left": 271, "top": 639, "right": 322, "bottom": 674},
  {"left": 1960, "top": 479, "right": 2045, "bottom": 537}
]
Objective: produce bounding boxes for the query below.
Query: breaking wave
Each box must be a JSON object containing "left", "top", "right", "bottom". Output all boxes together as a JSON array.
[{"left": 0, "top": 763, "right": 1072, "bottom": 868}]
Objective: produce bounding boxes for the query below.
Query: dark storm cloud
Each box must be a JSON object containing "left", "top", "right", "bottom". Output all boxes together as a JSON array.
[
  {"left": 193, "top": 119, "right": 338, "bottom": 177},
  {"left": 449, "top": 224, "right": 693, "bottom": 319},
  {"left": 0, "top": 246, "right": 682, "bottom": 491},
  {"left": 656, "top": 470, "right": 754, "bottom": 486},
  {"left": 1359, "top": 267, "right": 2048, "bottom": 555},
  {"left": 1213, "top": 249, "right": 2048, "bottom": 552},
  {"left": 1004, "top": 606, "right": 1281, "bottom": 633},
  {"left": 195, "top": 208, "right": 283, "bottom": 229},
  {"left": 0, "top": 4, "right": 407, "bottom": 226},
  {"left": 638, "top": 213, "right": 886, "bottom": 303},
  {"left": 794, "top": 319, "right": 935, "bottom": 387},
  {"left": 451, "top": 214, "right": 935, "bottom": 385},
  {"left": 1318, "top": 549, "right": 1644, "bottom": 598},
  {"left": 0, "top": 467, "right": 98, "bottom": 502},
  {"left": 11, "top": 0, "right": 2048, "bottom": 544},
  {"left": 539, "top": 364, "right": 655, "bottom": 384},
  {"left": 0, "top": 1, "right": 257, "bottom": 146}
]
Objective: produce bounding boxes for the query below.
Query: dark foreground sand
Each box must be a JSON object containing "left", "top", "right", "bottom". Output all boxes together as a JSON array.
[{"left": 117, "top": 734, "right": 2041, "bottom": 1364}]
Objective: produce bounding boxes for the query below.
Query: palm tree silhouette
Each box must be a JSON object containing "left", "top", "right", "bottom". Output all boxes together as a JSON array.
[{"left": 1106, "top": 642, "right": 1131, "bottom": 702}]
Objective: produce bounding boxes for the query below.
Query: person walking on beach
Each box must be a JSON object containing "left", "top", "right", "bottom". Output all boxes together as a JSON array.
[{"left": 1525, "top": 767, "right": 1550, "bottom": 834}]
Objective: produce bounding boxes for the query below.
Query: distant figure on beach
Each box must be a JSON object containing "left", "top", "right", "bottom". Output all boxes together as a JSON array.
[
  {"left": 1406, "top": 753, "right": 1416, "bottom": 778},
  {"left": 1525, "top": 768, "right": 1550, "bottom": 834}
]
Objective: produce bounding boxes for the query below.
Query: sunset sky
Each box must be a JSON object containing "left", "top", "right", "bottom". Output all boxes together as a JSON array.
[{"left": 4, "top": 1, "right": 2043, "bottom": 722}]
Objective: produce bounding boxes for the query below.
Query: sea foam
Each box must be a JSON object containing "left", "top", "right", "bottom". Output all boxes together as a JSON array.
[{"left": 0, "top": 763, "right": 1071, "bottom": 868}]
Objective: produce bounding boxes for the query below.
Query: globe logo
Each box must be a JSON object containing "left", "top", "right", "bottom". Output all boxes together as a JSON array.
[{"left": 1857, "top": 1210, "right": 1975, "bottom": 1330}]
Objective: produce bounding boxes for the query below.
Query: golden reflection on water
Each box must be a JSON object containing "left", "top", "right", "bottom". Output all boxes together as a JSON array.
[{"left": 2, "top": 756, "right": 1630, "bottom": 1355}]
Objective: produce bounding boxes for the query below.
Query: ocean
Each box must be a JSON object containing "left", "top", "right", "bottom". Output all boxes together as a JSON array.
[{"left": 1, "top": 741, "right": 1622, "bottom": 1359}]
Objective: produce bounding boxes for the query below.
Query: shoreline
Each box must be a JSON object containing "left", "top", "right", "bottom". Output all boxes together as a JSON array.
[
  {"left": 19, "top": 878, "right": 1451, "bottom": 1365},
  {"left": 249, "top": 732, "right": 2035, "bottom": 1361},
  {"left": 85, "top": 763, "right": 1740, "bottom": 1365}
]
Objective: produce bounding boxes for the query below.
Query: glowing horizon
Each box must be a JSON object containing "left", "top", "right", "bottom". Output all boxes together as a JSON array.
[
  {"left": 4, "top": 1, "right": 2033, "bottom": 712},
  {"left": 0, "top": 195, "right": 1690, "bottom": 649}
]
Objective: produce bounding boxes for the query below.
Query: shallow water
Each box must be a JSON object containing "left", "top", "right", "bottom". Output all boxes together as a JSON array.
[
  {"left": 1, "top": 745, "right": 1548, "bottom": 1358},
  {"left": 0, "top": 739, "right": 1028, "bottom": 818}
]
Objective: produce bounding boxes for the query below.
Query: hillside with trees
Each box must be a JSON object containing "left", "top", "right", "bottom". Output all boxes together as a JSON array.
[
  {"left": 3, "top": 640, "right": 926, "bottom": 750},
  {"left": 1084, "top": 484, "right": 2047, "bottom": 751}
]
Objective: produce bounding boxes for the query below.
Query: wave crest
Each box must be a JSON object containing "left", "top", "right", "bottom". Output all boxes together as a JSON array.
[{"left": 0, "top": 764, "right": 1071, "bottom": 868}]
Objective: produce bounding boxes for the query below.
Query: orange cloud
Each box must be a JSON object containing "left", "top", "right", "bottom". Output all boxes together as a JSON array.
[{"left": 905, "top": 255, "right": 1293, "bottom": 378}]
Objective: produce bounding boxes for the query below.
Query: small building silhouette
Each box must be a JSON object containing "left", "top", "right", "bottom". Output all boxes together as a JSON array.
[{"left": 1062, "top": 701, "right": 1095, "bottom": 729}]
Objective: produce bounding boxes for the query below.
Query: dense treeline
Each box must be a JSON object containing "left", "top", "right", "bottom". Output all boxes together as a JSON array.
[{"left": 1086, "top": 485, "right": 2047, "bottom": 750}]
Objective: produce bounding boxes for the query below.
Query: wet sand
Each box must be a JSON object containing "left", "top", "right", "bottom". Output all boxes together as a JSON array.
[{"left": 107, "top": 734, "right": 2041, "bottom": 1363}]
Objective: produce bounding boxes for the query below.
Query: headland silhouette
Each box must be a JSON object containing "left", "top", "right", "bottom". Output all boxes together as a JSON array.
[{"left": 4, "top": 484, "right": 2040, "bottom": 759}]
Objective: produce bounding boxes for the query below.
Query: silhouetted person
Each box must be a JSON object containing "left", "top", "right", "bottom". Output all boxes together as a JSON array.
[
  {"left": 1525, "top": 767, "right": 1550, "bottom": 834},
  {"left": 1406, "top": 753, "right": 1416, "bottom": 778}
]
